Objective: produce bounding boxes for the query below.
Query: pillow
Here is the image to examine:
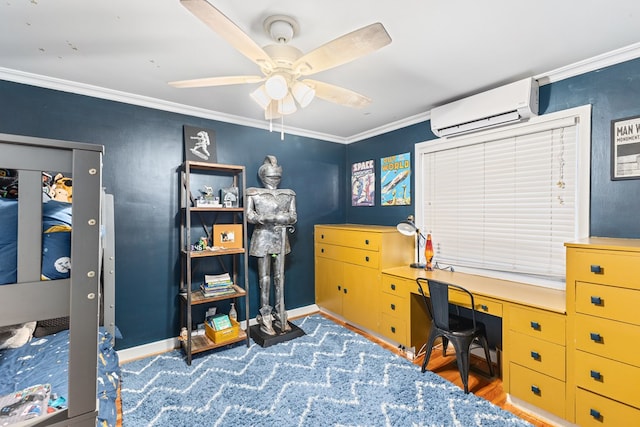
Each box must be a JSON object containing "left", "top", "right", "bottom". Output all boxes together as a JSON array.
[{"left": 0, "top": 321, "right": 36, "bottom": 349}]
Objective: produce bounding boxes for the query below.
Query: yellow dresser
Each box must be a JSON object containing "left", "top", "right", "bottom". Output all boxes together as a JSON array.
[
  {"left": 505, "top": 304, "right": 567, "bottom": 418},
  {"left": 566, "top": 238, "right": 640, "bottom": 425},
  {"left": 315, "top": 224, "right": 412, "bottom": 335}
]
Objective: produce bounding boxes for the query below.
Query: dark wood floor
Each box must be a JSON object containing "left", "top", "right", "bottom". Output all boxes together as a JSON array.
[{"left": 319, "top": 312, "right": 553, "bottom": 427}]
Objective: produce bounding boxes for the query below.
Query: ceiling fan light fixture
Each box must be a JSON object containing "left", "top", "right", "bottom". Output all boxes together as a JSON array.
[
  {"left": 265, "top": 101, "right": 281, "bottom": 120},
  {"left": 265, "top": 74, "right": 289, "bottom": 100},
  {"left": 292, "top": 81, "right": 315, "bottom": 108},
  {"left": 278, "top": 92, "right": 297, "bottom": 115},
  {"left": 250, "top": 85, "right": 271, "bottom": 109}
]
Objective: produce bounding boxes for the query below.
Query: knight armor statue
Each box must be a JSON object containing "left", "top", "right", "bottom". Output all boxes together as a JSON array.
[{"left": 246, "top": 155, "right": 297, "bottom": 335}]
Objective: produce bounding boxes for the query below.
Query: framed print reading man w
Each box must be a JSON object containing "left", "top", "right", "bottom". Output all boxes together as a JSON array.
[{"left": 611, "top": 115, "right": 640, "bottom": 180}]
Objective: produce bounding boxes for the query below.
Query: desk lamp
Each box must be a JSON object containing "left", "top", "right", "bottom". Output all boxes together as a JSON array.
[{"left": 396, "top": 215, "right": 426, "bottom": 268}]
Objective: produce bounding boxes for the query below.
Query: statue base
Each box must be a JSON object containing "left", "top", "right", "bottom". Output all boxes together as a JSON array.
[{"left": 250, "top": 321, "right": 305, "bottom": 348}]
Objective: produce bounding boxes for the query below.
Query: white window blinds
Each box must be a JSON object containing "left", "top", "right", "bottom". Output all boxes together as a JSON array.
[{"left": 416, "top": 106, "right": 591, "bottom": 287}]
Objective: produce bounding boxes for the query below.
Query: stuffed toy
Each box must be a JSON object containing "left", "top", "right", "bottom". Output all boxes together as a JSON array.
[
  {"left": 50, "top": 173, "right": 73, "bottom": 203},
  {"left": 0, "top": 321, "right": 37, "bottom": 349}
]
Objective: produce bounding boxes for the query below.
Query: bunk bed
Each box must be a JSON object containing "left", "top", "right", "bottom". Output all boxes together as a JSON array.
[{"left": 0, "top": 133, "right": 119, "bottom": 427}]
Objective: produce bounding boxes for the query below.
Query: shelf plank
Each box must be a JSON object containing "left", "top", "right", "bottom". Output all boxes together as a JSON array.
[
  {"left": 182, "top": 285, "right": 247, "bottom": 305},
  {"left": 188, "top": 329, "right": 248, "bottom": 354},
  {"left": 185, "top": 248, "right": 245, "bottom": 258}
]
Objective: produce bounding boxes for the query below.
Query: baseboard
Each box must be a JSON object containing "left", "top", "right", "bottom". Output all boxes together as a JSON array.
[
  {"left": 117, "top": 304, "right": 320, "bottom": 364},
  {"left": 507, "top": 395, "right": 576, "bottom": 427}
]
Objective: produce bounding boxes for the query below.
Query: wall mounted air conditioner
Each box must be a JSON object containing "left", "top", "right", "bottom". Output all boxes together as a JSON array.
[{"left": 430, "top": 77, "right": 539, "bottom": 138}]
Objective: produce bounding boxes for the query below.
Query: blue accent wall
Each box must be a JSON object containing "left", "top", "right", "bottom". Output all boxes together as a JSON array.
[
  {"left": 2, "top": 55, "right": 640, "bottom": 349},
  {"left": 0, "top": 81, "right": 345, "bottom": 349},
  {"left": 346, "top": 57, "right": 640, "bottom": 238}
]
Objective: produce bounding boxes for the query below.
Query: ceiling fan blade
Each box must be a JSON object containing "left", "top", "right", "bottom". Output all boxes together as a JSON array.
[
  {"left": 294, "top": 23, "right": 391, "bottom": 76},
  {"left": 169, "top": 75, "right": 264, "bottom": 88},
  {"left": 303, "top": 79, "right": 372, "bottom": 109},
  {"left": 180, "top": 0, "right": 273, "bottom": 69}
]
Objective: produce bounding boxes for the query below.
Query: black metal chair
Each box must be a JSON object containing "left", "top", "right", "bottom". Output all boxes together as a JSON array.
[{"left": 416, "top": 277, "right": 494, "bottom": 393}]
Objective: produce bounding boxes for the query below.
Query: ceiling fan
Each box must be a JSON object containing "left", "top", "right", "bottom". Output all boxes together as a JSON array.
[{"left": 169, "top": 0, "right": 392, "bottom": 120}]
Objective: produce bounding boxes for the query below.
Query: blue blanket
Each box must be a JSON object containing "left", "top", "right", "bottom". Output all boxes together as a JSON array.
[{"left": 0, "top": 328, "right": 120, "bottom": 427}]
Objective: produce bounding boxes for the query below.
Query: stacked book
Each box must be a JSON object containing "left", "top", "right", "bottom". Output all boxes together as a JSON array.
[{"left": 201, "top": 273, "right": 235, "bottom": 298}]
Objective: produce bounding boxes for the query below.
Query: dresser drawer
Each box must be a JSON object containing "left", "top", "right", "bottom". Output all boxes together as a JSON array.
[
  {"left": 509, "top": 363, "right": 566, "bottom": 419},
  {"left": 380, "top": 312, "right": 406, "bottom": 344},
  {"left": 576, "top": 281, "right": 640, "bottom": 326},
  {"left": 575, "top": 350, "right": 640, "bottom": 408},
  {"left": 509, "top": 331, "right": 565, "bottom": 381},
  {"left": 571, "top": 248, "right": 640, "bottom": 289},
  {"left": 315, "top": 243, "right": 380, "bottom": 269},
  {"left": 509, "top": 305, "right": 566, "bottom": 345},
  {"left": 448, "top": 291, "right": 503, "bottom": 317},
  {"left": 381, "top": 275, "right": 411, "bottom": 297},
  {"left": 315, "top": 227, "right": 381, "bottom": 251},
  {"left": 380, "top": 293, "right": 407, "bottom": 316},
  {"left": 575, "top": 313, "right": 640, "bottom": 367},
  {"left": 576, "top": 388, "right": 640, "bottom": 427}
]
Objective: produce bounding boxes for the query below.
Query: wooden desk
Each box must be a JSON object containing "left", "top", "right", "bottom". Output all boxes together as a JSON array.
[{"left": 381, "top": 266, "right": 568, "bottom": 419}]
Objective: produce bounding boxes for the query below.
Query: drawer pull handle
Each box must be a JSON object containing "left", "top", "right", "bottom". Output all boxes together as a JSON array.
[
  {"left": 391, "top": 326, "right": 396, "bottom": 333},
  {"left": 321, "top": 234, "right": 325, "bottom": 239},
  {"left": 530, "top": 351, "right": 541, "bottom": 360},
  {"left": 480, "top": 304, "right": 488, "bottom": 311},
  {"left": 590, "top": 332, "right": 603, "bottom": 343},
  {"left": 590, "top": 264, "right": 602, "bottom": 274},
  {"left": 590, "top": 296, "right": 603, "bottom": 305},
  {"left": 590, "top": 370, "right": 602, "bottom": 381},
  {"left": 321, "top": 248, "right": 325, "bottom": 253},
  {"left": 365, "top": 256, "right": 370, "bottom": 262},
  {"left": 365, "top": 239, "right": 369, "bottom": 245},
  {"left": 530, "top": 321, "right": 541, "bottom": 330},
  {"left": 530, "top": 385, "right": 541, "bottom": 395},
  {"left": 589, "top": 408, "right": 602, "bottom": 420},
  {"left": 391, "top": 284, "right": 396, "bottom": 290},
  {"left": 343, "top": 288, "right": 348, "bottom": 294},
  {"left": 390, "top": 304, "right": 396, "bottom": 311},
  {"left": 337, "top": 285, "right": 341, "bottom": 291}
]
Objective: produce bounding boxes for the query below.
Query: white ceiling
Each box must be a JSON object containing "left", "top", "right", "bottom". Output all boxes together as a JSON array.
[{"left": 1, "top": 0, "right": 639, "bottom": 143}]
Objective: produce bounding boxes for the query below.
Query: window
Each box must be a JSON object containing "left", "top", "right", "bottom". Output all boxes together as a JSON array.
[{"left": 415, "top": 105, "right": 591, "bottom": 289}]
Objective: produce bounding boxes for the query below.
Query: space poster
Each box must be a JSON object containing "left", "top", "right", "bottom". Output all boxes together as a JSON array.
[
  {"left": 351, "top": 159, "right": 375, "bottom": 206},
  {"left": 380, "top": 152, "right": 411, "bottom": 206}
]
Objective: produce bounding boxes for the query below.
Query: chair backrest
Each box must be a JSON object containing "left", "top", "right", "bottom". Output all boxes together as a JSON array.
[{"left": 416, "top": 278, "right": 477, "bottom": 331}]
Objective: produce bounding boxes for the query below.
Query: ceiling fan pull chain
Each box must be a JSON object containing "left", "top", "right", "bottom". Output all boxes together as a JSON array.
[{"left": 281, "top": 115, "right": 285, "bottom": 140}]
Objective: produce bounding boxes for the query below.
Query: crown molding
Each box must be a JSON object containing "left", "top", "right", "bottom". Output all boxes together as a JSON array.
[{"left": 2, "top": 42, "right": 639, "bottom": 144}]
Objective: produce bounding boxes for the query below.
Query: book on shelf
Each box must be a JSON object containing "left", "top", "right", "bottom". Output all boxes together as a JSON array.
[
  {"left": 200, "top": 284, "right": 236, "bottom": 298},
  {"left": 208, "top": 314, "right": 233, "bottom": 331},
  {"left": 204, "top": 273, "right": 231, "bottom": 284}
]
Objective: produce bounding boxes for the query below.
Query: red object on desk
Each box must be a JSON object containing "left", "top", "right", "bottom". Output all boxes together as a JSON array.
[{"left": 425, "top": 233, "right": 434, "bottom": 271}]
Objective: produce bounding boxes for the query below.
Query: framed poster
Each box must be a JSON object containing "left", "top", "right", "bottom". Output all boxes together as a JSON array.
[
  {"left": 213, "top": 224, "right": 242, "bottom": 248},
  {"left": 351, "top": 159, "right": 375, "bottom": 206},
  {"left": 380, "top": 152, "right": 411, "bottom": 206},
  {"left": 184, "top": 125, "right": 217, "bottom": 163},
  {"left": 611, "top": 115, "right": 640, "bottom": 180}
]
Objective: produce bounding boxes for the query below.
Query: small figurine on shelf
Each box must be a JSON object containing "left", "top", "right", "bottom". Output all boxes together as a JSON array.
[
  {"left": 229, "top": 303, "right": 237, "bottom": 321},
  {"left": 179, "top": 327, "right": 188, "bottom": 342},
  {"left": 193, "top": 236, "right": 208, "bottom": 251}
]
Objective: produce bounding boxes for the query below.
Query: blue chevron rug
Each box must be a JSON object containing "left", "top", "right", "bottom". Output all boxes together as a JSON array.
[{"left": 121, "top": 315, "right": 532, "bottom": 426}]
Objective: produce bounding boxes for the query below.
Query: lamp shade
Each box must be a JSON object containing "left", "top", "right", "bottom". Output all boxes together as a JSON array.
[
  {"left": 292, "top": 81, "right": 315, "bottom": 108},
  {"left": 396, "top": 216, "right": 418, "bottom": 236},
  {"left": 250, "top": 85, "right": 271, "bottom": 109},
  {"left": 278, "top": 92, "right": 297, "bottom": 115},
  {"left": 265, "top": 74, "right": 288, "bottom": 100}
]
